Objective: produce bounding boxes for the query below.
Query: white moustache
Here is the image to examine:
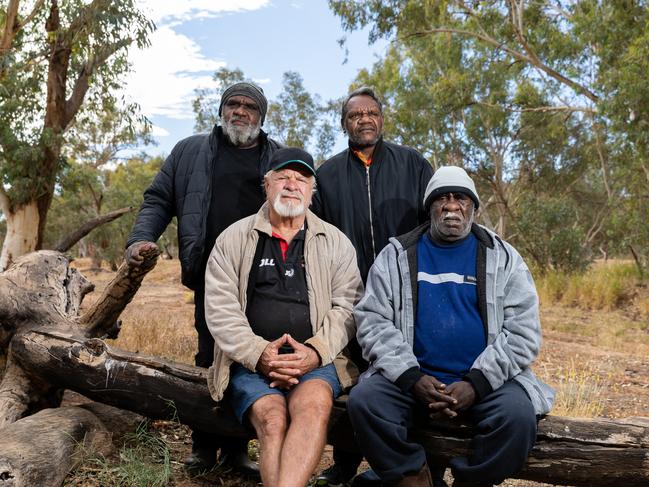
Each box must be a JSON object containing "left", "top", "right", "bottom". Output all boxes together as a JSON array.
[
  {"left": 442, "top": 211, "right": 461, "bottom": 220},
  {"left": 281, "top": 190, "right": 305, "bottom": 203}
]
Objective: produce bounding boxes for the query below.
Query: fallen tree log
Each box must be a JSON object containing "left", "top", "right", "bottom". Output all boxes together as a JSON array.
[
  {"left": 1, "top": 250, "right": 648, "bottom": 487},
  {"left": 0, "top": 401, "right": 143, "bottom": 487},
  {"left": 8, "top": 328, "right": 649, "bottom": 487}
]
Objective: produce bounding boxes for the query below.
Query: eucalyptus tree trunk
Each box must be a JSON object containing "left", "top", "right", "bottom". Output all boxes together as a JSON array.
[{"left": 0, "top": 202, "right": 40, "bottom": 272}]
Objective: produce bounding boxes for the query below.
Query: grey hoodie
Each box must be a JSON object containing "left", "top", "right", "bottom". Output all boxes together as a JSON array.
[{"left": 354, "top": 223, "right": 554, "bottom": 415}]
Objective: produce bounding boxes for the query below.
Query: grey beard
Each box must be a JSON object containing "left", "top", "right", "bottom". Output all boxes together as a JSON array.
[
  {"left": 272, "top": 192, "right": 307, "bottom": 218},
  {"left": 222, "top": 118, "right": 261, "bottom": 146}
]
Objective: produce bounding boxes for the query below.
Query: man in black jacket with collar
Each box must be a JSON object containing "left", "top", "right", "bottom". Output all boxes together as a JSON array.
[
  {"left": 125, "top": 82, "right": 281, "bottom": 474},
  {"left": 312, "top": 87, "right": 433, "bottom": 486}
]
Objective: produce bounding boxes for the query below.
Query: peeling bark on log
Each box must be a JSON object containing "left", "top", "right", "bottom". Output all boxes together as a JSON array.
[
  {"left": 78, "top": 247, "right": 160, "bottom": 338},
  {"left": 0, "top": 252, "right": 95, "bottom": 428},
  {"left": 9, "top": 329, "right": 649, "bottom": 487},
  {"left": 0, "top": 250, "right": 158, "bottom": 430},
  {"left": 11, "top": 329, "right": 230, "bottom": 435}
]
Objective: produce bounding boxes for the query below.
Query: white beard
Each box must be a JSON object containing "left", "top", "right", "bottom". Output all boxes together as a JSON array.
[
  {"left": 222, "top": 117, "right": 261, "bottom": 146},
  {"left": 272, "top": 191, "right": 307, "bottom": 218}
]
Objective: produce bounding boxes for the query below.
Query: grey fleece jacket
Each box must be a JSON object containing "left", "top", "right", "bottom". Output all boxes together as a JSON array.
[{"left": 354, "top": 223, "right": 555, "bottom": 415}]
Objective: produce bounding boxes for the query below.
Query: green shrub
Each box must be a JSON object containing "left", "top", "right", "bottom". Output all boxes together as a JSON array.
[{"left": 513, "top": 194, "right": 591, "bottom": 273}]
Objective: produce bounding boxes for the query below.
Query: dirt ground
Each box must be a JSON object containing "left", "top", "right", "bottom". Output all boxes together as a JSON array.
[{"left": 67, "top": 258, "right": 649, "bottom": 486}]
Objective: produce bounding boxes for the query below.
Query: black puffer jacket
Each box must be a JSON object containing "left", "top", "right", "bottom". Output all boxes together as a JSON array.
[
  {"left": 127, "top": 126, "right": 282, "bottom": 289},
  {"left": 311, "top": 138, "right": 433, "bottom": 282}
]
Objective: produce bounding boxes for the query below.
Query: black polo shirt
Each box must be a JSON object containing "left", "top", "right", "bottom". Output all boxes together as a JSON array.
[{"left": 246, "top": 227, "right": 312, "bottom": 343}]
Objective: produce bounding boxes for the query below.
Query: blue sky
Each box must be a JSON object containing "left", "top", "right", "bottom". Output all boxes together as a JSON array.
[{"left": 127, "top": 0, "right": 387, "bottom": 156}]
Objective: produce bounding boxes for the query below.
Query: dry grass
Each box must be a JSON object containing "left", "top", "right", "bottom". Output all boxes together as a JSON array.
[
  {"left": 536, "top": 261, "right": 642, "bottom": 311},
  {"left": 541, "top": 307, "right": 649, "bottom": 353},
  {"left": 75, "top": 258, "right": 196, "bottom": 365},
  {"left": 109, "top": 308, "right": 196, "bottom": 364},
  {"left": 549, "top": 358, "right": 606, "bottom": 417},
  {"left": 65, "top": 421, "right": 172, "bottom": 487}
]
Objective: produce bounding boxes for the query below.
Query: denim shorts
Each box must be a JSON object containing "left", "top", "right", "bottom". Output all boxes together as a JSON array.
[{"left": 227, "top": 362, "right": 342, "bottom": 423}]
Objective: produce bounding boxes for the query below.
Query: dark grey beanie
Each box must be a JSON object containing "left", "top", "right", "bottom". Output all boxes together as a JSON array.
[{"left": 218, "top": 82, "right": 268, "bottom": 125}]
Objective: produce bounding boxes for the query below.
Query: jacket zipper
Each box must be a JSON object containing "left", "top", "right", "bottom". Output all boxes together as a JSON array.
[{"left": 366, "top": 166, "right": 376, "bottom": 259}]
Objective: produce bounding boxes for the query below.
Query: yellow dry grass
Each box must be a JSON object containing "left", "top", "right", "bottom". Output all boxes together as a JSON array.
[
  {"left": 549, "top": 358, "right": 606, "bottom": 417},
  {"left": 109, "top": 307, "right": 196, "bottom": 364},
  {"left": 74, "top": 258, "right": 196, "bottom": 365},
  {"left": 536, "top": 260, "right": 643, "bottom": 312}
]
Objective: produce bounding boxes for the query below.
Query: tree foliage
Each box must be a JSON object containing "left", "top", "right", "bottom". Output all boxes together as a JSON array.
[
  {"left": 44, "top": 155, "right": 173, "bottom": 269},
  {"left": 329, "top": 0, "right": 649, "bottom": 272},
  {"left": 0, "top": 0, "right": 153, "bottom": 268}
]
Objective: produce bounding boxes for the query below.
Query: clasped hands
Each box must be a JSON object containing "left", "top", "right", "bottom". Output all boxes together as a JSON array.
[
  {"left": 256, "top": 334, "right": 320, "bottom": 390},
  {"left": 412, "top": 375, "right": 476, "bottom": 419}
]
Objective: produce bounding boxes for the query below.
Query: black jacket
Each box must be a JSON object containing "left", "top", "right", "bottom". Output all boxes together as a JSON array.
[
  {"left": 311, "top": 138, "right": 433, "bottom": 282},
  {"left": 127, "top": 126, "right": 282, "bottom": 289}
]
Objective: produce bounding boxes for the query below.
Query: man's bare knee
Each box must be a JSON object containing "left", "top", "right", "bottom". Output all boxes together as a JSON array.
[
  {"left": 249, "top": 395, "right": 288, "bottom": 439},
  {"left": 288, "top": 380, "right": 333, "bottom": 422}
]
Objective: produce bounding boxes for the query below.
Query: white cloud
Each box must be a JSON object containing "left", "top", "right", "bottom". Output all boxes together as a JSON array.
[
  {"left": 125, "top": 25, "right": 223, "bottom": 120},
  {"left": 124, "top": 1, "right": 270, "bottom": 123},
  {"left": 150, "top": 125, "right": 170, "bottom": 137},
  {"left": 137, "top": 0, "right": 270, "bottom": 24}
]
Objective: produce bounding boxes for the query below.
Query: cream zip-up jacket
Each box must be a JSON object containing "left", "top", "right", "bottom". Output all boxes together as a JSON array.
[{"left": 204, "top": 202, "right": 364, "bottom": 402}]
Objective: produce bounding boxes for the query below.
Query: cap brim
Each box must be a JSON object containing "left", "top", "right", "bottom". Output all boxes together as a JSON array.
[{"left": 272, "top": 159, "right": 316, "bottom": 177}]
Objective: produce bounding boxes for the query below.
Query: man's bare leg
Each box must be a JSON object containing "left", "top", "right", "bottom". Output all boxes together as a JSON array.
[
  {"left": 248, "top": 394, "right": 288, "bottom": 487},
  {"left": 277, "top": 379, "right": 333, "bottom": 487}
]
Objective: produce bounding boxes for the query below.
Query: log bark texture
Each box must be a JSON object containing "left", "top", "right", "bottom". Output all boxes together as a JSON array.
[
  {"left": 9, "top": 328, "right": 649, "bottom": 487},
  {"left": 0, "top": 402, "right": 141, "bottom": 487},
  {"left": 0, "top": 407, "right": 108, "bottom": 487}
]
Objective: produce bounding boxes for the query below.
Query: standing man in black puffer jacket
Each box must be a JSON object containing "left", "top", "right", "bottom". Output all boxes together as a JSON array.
[
  {"left": 312, "top": 87, "right": 434, "bottom": 487},
  {"left": 125, "top": 82, "right": 282, "bottom": 475}
]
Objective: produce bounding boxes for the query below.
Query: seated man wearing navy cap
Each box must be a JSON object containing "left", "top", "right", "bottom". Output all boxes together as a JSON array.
[
  {"left": 204, "top": 147, "right": 363, "bottom": 487},
  {"left": 347, "top": 166, "right": 554, "bottom": 487}
]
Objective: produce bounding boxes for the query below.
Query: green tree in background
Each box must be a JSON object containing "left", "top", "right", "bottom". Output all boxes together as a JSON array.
[
  {"left": 192, "top": 68, "right": 338, "bottom": 163},
  {"left": 45, "top": 156, "right": 171, "bottom": 270},
  {"left": 41, "top": 99, "right": 155, "bottom": 269},
  {"left": 329, "top": 0, "right": 649, "bottom": 272},
  {"left": 265, "top": 71, "right": 339, "bottom": 162},
  {"left": 0, "top": 0, "right": 153, "bottom": 270}
]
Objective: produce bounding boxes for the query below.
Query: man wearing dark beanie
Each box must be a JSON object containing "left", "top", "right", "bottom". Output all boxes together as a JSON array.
[{"left": 125, "top": 81, "right": 281, "bottom": 474}]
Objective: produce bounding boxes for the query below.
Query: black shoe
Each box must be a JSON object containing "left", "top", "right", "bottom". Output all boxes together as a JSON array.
[
  {"left": 350, "top": 469, "right": 384, "bottom": 486},
  {"left": 315, "top": 462, "right": 359, "bottom": 486},
  {"left": 184, "top": 446, "right": 217, "bottom": 472},
  {"left": 219, "top": 448, "right": 260, "bottom": 478}
]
